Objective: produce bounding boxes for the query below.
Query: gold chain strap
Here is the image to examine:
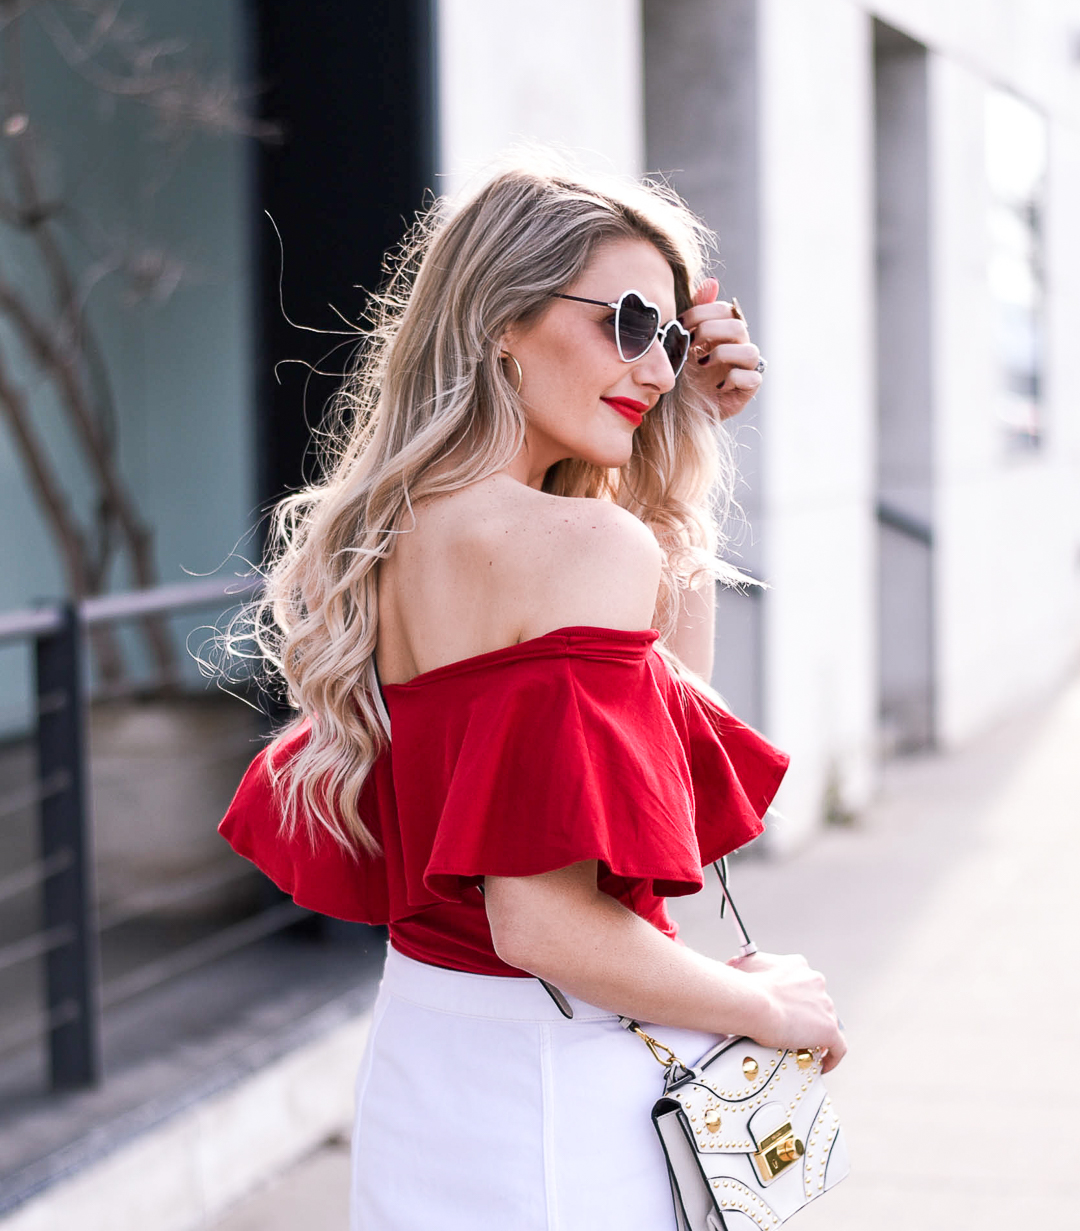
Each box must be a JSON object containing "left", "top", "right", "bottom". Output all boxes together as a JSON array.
[{"left": 626, "top": 1022, "right": 686, "bottom": 1070}]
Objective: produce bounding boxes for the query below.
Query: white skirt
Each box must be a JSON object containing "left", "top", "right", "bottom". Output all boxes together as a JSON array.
[{"left": 350, "top": 946, "right": 721, "bottom": 1231}]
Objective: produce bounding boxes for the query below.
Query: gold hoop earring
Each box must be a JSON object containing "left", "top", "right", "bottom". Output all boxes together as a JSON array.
[{"left": 499, "top": 350, "right": 523, "bottom": 395}]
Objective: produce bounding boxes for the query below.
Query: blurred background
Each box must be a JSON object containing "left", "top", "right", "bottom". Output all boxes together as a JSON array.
[{"left": 0, "top": 1, "right": 1077, "bottom": 1228}]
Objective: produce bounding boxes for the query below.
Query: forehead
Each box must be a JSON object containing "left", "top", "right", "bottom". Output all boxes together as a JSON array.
[{"left": 570, "top": 237, "right": 677, "bottom": 318}]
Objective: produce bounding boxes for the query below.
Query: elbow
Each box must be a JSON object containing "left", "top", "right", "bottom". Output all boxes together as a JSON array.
[
  {"left": 487, "top": 908, "right": 542, "bottom": 974},
  {"left": 484, "top": 865, "right": 598, "bottom": 976},
  {"left": 485, "top": 884, "right": 566, "bottom": 976}
]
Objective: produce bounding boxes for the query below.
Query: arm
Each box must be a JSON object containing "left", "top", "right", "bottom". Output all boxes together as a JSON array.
[
  {"left": 485, "top": 861, "right": 845, "bottom": 1071},
  {"left": 668, "top": 577, "right": 716, "bottom": 681},
  {"left": 489, "top": 509, "right": 845, "bottom": 1070}
]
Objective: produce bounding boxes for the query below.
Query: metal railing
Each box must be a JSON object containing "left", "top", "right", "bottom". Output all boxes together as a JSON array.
[
  {"left": 877, "top": 500, "right": 933, "bottom": 547},
  {"left": 0, "top": 577, "right": 304, "bottom": 1092}
]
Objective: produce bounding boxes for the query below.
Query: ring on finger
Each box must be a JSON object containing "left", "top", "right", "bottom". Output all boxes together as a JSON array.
[{"left": 755, "top": 356, "right": 768, "bottom": 375}]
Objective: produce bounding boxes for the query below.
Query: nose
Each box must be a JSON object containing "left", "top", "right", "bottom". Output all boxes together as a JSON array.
[{"left": 634, "top": 335, "right": 678, "bottom": 395}]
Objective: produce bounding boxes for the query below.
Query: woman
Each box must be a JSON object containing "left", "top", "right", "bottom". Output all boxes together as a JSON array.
[{"left": 219, "top": 160, "right": 845, "bottom": 1230}]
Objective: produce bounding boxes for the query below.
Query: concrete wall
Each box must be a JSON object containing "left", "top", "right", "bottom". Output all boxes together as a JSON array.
[
  {"left": 874, "top": 26, "right": 934, "bottom": 752},
  {"left": 870, "top": 0, "right": 1080, "bottom": 125},
  {"left": 0, "top": 0, "right": 255, "bottom": 732},
  {"left": 873, "top": 0, "right": 1080, "bottom": 744},
  {"left": 643, "top": 0, "right": 766, "bottom": 729},
  {"left": 929, "top": 50, "right": 1080, "bottom": 744},
  {"left": 645, "top": 0, "right": 1080, "bottom": 846},
  {"left": 756, "top": 0, "right": 878, "bottom": 844},
  {"left": 645, "top": 1, "right": 880, "bottom": 849},
  {"left": 436, "top": 0, "right": 644, "bottom": 191}
]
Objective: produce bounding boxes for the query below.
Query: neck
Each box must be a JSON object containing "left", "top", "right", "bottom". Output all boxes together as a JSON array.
[{"left": 504, "top": 427, "right": 569, "bottom": 490}]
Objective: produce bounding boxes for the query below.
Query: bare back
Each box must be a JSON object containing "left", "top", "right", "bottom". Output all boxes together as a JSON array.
[{"left": 375, "top": 475, "right": 662, "bottom": 686}]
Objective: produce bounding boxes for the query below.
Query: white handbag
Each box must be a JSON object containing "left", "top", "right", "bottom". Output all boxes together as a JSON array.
[{"left": 619, "top": 863, "right": 850, "bottom": 1230}]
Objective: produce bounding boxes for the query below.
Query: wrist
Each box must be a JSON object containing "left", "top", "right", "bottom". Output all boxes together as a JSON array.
[{"left": 724, "top": 967, "right": 780, "bottom": 1042}]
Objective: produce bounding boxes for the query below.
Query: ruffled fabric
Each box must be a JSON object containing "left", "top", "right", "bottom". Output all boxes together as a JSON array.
[{"left": 219, "top": 627, "right": 789, "bottom": 973}]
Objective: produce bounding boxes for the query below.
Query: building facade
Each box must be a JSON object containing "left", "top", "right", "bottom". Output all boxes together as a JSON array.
[
  {"left": 441, "top": 0, "right": 1080, "bottom": 846},
  {"left": 3, "top": 0, "right": 1078, "bottom": 849}
]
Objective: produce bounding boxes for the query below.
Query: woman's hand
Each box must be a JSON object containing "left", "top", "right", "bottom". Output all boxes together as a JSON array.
[
  {"left": 727, "top": 950, "right": 848, "bottom": 1073},
  {"left": 679, "top": 278, "right": 764, "bottom": 422}
]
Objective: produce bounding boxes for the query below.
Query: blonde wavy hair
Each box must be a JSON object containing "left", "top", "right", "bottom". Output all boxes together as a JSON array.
[{"left": 226, "top": 157, "right": 748, "bottom": 857}]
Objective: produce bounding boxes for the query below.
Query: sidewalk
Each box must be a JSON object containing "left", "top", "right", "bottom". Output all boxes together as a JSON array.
[{"left": 209, "top": 672, "right": 1080, "bottom": 1230}]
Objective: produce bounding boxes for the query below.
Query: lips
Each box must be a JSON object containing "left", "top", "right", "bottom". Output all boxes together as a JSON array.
[{"left": 601, "top": 397, "right": 649, "bottom": 426}]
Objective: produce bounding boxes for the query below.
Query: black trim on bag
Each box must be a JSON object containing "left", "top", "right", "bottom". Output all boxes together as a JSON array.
[
  {"left": 822, "top": 1123, "right": 846, "bottom": 1191},
  {"left": 665, "top": 1036, "right": 786, "bottom": 1099},
  {"left": 652, "top": 1105, "right": 693, "bottom": 1228},
  {"left": 652, "top": 1100, "right": 730, "bottom": 1230}
]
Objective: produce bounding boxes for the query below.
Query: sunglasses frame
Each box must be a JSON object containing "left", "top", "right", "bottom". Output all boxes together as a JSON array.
[{"left": 556, "top": 289, "right": 691, "bottom": 378}]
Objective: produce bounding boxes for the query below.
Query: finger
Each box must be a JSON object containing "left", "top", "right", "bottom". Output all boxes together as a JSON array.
[
  {"left": 820, "top": 1033, "right": 847, "bottom": 1073},
  {"left": 680, "top": 299, "right": 738, "bottom": 333},
  {"left": 717, "top": 367, "right": 763, "bottom": 396},
  {"left": 695, "top": 341, "right": 760, "bottom": 371},
  {"left": 688, "top": 319, "right": 750, "bottom": 356},
  {"left": 726, "top": 951, "right": 770, "bottom": 973},
  {"left": 691, "top": 276, "right": 720, "bottom": 309}
]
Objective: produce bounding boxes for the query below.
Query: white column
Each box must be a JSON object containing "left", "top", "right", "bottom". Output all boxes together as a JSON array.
[
  {"left": 643, "top": 0, "right": 766, "bottom": 727},
  {"left": 436, "top": 0, "right": 644, "bottom": 194},
  {"left": 757, "top": 0, "right": 878, "bottom": 846}
]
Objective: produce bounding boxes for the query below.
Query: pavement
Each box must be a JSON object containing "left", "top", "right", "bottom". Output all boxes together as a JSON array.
[{"left": 207, "top": 670, "right": 1080, "bottom": 1230}]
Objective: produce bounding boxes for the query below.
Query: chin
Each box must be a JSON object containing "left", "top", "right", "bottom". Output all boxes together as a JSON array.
[
  {"left": 570, "top": 439, "right": 634, "bottom": 470},
  {"left": 546, "top": 420, "right": 636, "bottom": 472}
]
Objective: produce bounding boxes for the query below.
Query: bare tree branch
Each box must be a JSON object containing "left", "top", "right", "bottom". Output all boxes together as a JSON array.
[
  {"left": 36, "top": 1, "right": 279, "bottom": 142},
  {"left": 0, "top": 339, "right": 126, "bottom": 681},
  {"left": 0, "top": 342, "right": 88, "bottom": 589},
  {"left": 0, "top": 9, "right": 183, "bottom": 685},
  {"left": 0, "top": 0, "right": 274, "bottom": 693},
  {"left": 0, "top": 272, "right": 180, "bottom": 682}
]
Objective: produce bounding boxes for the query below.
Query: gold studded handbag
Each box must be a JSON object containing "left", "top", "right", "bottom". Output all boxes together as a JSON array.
[{"left": 618, "top": 863, "right": 850, "bottom": 1231}]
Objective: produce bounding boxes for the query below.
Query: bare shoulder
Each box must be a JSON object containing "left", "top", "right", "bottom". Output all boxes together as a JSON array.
[
  {"left": 529, "top": 491, "right": 661, "bottom": 574},
  {"left": 497, "top": 484, "right": 663, "bottom": 639},
  {"left": 379, "top": 476, "right": 661, "bottom": 677}
]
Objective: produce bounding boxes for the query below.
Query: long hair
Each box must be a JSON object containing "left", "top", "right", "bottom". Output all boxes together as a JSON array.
[{"left": 222, "top": 157, "right": 747, "bottom": 856}]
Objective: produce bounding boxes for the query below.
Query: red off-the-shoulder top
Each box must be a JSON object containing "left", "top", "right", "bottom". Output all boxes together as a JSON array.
[{"left": 218, "top": 626, "right": 789, "bottom": 976}]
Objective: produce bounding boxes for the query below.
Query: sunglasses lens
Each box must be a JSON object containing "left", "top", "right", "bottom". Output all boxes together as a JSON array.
[
  {"left": 616, "top": 293, "right": 660, "bottom": 361},
  {"left": 663, "top": 324, "right": 690, "bottom": 376}
]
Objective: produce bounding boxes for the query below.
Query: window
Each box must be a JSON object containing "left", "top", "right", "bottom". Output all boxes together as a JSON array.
[{"left": 985, "top": 88, "right": 1047, "bottom": 449}]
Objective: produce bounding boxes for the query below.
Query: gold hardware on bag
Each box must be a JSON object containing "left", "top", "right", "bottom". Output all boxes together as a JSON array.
[
  {"left": 795, "top": 1048, "right": 814, "bottom": 1069},
  {"left": 776, "top": 1137, "right": 803, "bottom": 1164},
  {"left": 751, "top": 1122, "right": 806, "bottom": 1184},
  {"left": 628, "top": 1023, "right": 684, "bottom": 1070},
  {"left": 704, "top": 1108, "right": 722, "bottom": 1133},
  {"left": 742, "top": 1056, "right": 759, "bottom": 1080}
]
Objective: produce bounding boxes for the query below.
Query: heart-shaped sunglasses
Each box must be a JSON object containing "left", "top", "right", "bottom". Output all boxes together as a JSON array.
[{"left": 555, "top": 290, "right": 692, "bottom": 378}]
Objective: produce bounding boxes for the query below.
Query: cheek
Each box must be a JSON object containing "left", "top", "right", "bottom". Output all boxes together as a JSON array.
[{"left": 525, "top": 330, "right": 604, "bottom": 401}]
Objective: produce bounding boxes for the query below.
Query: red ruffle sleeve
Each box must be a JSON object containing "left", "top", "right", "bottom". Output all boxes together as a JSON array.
[{"left": 218, "top": 627, "right": 789, "bottom": 931}]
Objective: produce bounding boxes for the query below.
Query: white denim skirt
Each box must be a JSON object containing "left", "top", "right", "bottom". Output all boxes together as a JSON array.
[{"left": 350, "top": 945, "right": 721, "bottom": 1231}]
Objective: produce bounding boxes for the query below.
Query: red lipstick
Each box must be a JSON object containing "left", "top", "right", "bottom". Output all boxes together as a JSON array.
[{"left": 601, "top": 397, "right": 649, "bottom": 426}]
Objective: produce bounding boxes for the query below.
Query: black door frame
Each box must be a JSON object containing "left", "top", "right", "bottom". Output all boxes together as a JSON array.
[{"left": 246, "top": 0, "right": 437, "bottom": 527}]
